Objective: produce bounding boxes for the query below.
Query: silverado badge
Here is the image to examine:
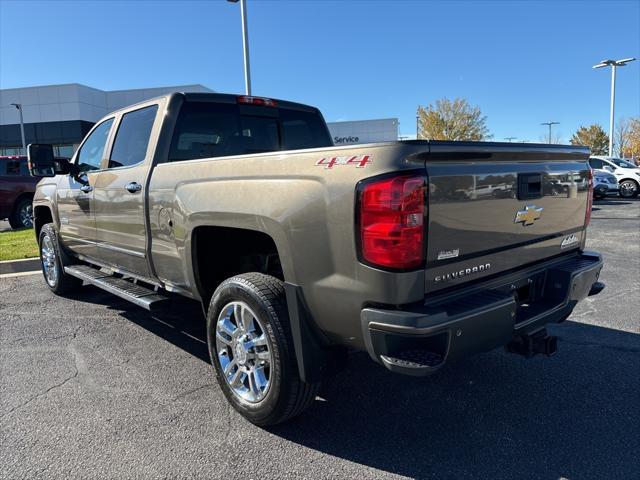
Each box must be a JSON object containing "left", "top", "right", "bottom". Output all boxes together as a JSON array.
[{"left": 514, "top": 205, "right": 543, "bottom": 226}]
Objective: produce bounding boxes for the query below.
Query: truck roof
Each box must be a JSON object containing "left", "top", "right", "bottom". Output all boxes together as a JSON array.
[{"left": 105, "top": 92, "right": 321, "bottom": 118}]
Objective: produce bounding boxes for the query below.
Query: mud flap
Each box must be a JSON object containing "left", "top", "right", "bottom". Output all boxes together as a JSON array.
[{"left": 284, "top": 283, "right": 346, "bottom": 383}]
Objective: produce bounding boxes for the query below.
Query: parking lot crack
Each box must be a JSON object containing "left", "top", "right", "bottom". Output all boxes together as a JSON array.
[
  {"left": 0, "top": 347, "right": 80, "bottom": 420},
  {"left": 172, "top": 384, "right": 213, "bottom": 401},
  {"left": 7, "top": 324, "right": 83, "bottom": 346}
]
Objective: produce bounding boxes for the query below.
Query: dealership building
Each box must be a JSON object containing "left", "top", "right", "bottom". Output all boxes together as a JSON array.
[
  {"left": 0, "top": 83, "right": 214, "bottom": 157},
  {"left": 0, "top": 83, "right": 398, "bottom": 156},
  {"left": 326, "top": 118, "right": 399, "bottom": 145}
]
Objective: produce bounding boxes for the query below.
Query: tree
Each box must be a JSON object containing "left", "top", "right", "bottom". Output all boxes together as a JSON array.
[
  {"left": 417, "top": 98, "right": 491, "bottom": 141},
  {"left": 616, "top": 117, "right": 640, "bottom": 160},
  {"left": 538, "top": 132, "right": 563, "bottom": 144},
  {"left": 570, "top": 124, "right": 609, "bottom": 155},
  {"left": 614, "top": 118, "right": 631, "bottom": 157}
]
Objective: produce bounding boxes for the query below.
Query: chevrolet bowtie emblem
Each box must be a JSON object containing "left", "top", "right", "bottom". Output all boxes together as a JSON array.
[{"left": 514, "top": 205, "right": 543, "bottom": 226}]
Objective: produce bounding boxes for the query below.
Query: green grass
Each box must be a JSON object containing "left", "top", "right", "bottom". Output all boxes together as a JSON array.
[{"left": 0, "top": 228, "right": 39, "bottom": 261}]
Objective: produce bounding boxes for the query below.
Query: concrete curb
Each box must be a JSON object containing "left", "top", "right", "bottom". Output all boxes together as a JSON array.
[{"left": 0, "top": 258, "right": 40, "bottom": 275}]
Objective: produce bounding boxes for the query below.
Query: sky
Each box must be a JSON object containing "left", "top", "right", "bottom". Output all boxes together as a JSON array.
[{"left": 1, "top": 0, "right": 639, "bottom": 142}]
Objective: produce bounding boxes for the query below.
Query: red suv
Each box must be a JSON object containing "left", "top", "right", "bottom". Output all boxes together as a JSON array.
[{"left": 0, "top": 156, "right": 39, "bottom": 229}]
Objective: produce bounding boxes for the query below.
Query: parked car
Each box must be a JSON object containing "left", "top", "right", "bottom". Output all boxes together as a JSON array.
[
  {"left": 589, "top": 156, "right": 640, "bottom": 198},
  {"left": 592, "top": 169, "right": 619, "bottom": 199},
  {"left": 27, "top": 93, "right": 604, "bottom": 426},
  {"left": 0, "top": 155, "right": 39, "bottom": 229}
]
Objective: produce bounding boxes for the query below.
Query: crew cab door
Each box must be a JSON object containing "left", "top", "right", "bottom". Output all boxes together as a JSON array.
[
  {"left": 93, "top": 103, "right": 159, "bottom": 277},
  {"left": 57, "top": 118, "right": 114, "bottom": 257}
]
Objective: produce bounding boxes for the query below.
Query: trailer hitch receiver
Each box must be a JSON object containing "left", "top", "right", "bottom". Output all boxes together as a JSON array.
[{"left": 506, "top": 328, "right": 557, "bottom": 358}]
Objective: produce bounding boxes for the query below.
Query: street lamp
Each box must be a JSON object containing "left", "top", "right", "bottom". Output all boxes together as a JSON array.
[
  {"left": 541, "top": 121, "right": 559, "bottom": 144},
  {"left": 228, "top": 0, "right": 252, "bottom": 95},
  {"left": 10, "top": 103, "right": 26, "bottom": 155},
  {"left": 593, "top": 57, "right": 637, "bottom": 156},
  {"left": 505, "top": 137, "right": 517, "bottom": 142}
]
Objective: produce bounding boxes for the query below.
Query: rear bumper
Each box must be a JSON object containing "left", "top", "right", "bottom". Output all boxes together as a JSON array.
[{"left": 361, "top": 251, "right": 603, "bottom": 376}]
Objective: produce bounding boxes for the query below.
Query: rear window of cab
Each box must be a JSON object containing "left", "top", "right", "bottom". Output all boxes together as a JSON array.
[{"left": 168, "top": 102, "right": 332, "bottom": 162}]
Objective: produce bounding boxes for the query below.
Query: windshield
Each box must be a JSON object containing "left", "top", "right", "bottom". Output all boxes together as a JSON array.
[{"left": 610, "top": 158, "right": 636, "bottom": 168}]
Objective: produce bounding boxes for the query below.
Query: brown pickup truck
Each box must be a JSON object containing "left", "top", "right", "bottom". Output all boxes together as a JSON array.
[{"left": 28, "top": 92, "right": 604, "bottom": 426}]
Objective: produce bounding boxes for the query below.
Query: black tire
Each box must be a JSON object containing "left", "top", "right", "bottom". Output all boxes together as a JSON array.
[
  {"left": 619, "top": 179, "right": 639, "bottom": 198},
  {"left": 38, "top": 223, "right": 82, "bottom": 295},
  {"left": 9, "top": 196, "right": 33, "bottom": 229},
  {"left": 206, "top": 273, "right": 320, "bottom": 426}
]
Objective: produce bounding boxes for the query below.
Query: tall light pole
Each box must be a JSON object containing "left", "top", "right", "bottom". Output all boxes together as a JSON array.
[
  {"left": 10, "top": 103, "right": 26, "bottom": 155},
  {"left": 228, "top": 0, "right": 252, "bottom": 95},
  {"left": 505, "top": 137, "right": 517, "bottom": 142},
  {"left": 416, "top": 115, "right": 419, "bottom": 139},
  {"left": 593, "top": 58, "right": 636, "bottom": 156},
  {"left": 541, "top": 121, "right": 559, "bottom": 144}
]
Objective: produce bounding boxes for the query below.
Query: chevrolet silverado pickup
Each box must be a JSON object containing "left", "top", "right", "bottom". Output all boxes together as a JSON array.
[{"left": 27, "top": 92, "right": 604, "bottom": 426}]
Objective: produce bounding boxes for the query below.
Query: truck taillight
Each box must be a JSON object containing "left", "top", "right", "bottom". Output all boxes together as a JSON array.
[
  {"left": 237, "top": 95, "right": 277, "bottom": 107},
  {"left": 585, "top": 168, "right": 593, "bottom": 226},
  {"left": 357, "top": 174, "right": 426, "bottom": 270}
]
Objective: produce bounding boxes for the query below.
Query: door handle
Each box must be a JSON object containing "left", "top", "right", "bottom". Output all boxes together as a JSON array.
[
  {"left": 80, "top": 185, "right": 93, "bottom": 193},
  {"left": 125, "top": 182, "right": 142, "bottom": 193}
]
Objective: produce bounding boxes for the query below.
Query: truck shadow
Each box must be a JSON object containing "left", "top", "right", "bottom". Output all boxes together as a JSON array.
[
  {"left": 77, "top": 288, "right": 639, "bottom": 479},
  {"left": 274, "top": 321, "right": 640, "bottom": 479}
]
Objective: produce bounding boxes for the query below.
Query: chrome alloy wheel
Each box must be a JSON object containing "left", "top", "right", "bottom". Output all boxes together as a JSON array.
[
  {"left": 19, "top": 203, "right": 33, "bottom": 228},
  {"left": 215, "top": 301, "right": 272, "bottom": 403},
  {"left": 619, "top": 180, "right": 638, "bottom": 198},
  {"left": 40, "top": 233, "right": 58, "bottom": 287}
]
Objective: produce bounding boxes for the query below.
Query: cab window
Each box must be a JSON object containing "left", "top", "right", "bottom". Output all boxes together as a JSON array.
[
  {"left": 589, "top": 158, "right": 603, "bottom": 170},
  {"left": 76, "top": 118, "right": 114, "bottom": 172},
  {"left": 4, "top": 159, "right": 21, "bottom": 175},
  {"left": 168, "top": 101, "right": 332, "bottom": 162},
  {"left": 109, "top": 105, "right": 158, "bottom": 168}
]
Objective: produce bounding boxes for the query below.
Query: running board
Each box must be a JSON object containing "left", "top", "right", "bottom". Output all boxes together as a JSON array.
[{"left": 64, "top": 265, "right": 170, "bottom": 311}]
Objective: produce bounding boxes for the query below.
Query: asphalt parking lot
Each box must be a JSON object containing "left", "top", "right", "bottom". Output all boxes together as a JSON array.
[{"left": 1, "top": 197, "right": 638, "bottom": 480}]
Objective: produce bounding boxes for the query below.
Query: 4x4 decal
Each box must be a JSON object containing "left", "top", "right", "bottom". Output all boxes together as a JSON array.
[{"left": 315, "top": 154, "right": 372, "bottom": 169}]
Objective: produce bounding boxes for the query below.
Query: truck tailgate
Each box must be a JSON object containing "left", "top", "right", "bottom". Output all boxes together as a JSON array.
[{"left": 423, "top": 143, "right": 591, "bottom": 294}]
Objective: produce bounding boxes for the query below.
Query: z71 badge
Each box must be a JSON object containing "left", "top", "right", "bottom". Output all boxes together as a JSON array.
[{"left": 315, "top": 154, "right": 372, "bottom": 169}]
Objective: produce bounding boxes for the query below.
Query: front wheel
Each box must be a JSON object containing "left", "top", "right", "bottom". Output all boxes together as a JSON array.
[
  {"left": 619, "top": 179, "right": 639, "bottom": 198},
  {"left": 9, "top": 197, "right": 33, "bottom": 229},
  {"left": 206, "top": 273, "right": 320, "bottom": 426},
  {"left": 38, "top": 223, "right": 82, "bottom": 295}
]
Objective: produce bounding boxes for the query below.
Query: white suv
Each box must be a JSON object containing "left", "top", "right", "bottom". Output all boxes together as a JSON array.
[{"left": 589, "top": 156, "right": 640, "bottom": 198}]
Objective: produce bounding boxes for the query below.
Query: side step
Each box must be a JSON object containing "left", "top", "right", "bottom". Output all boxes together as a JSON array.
[{"left": 64, "top": 265, "right": 170, "bottom": 311}]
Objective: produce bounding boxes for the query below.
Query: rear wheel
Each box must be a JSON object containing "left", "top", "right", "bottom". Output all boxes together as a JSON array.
[
  {"left": 9, "top": 197, "right": 33, "bottom": 229},
  {"left": 593, "top": 187, "right": 607, "bottom": 200},
  {"left": 38, "top": 223, "right": 82, "bottom": 295},
  {"left": 206, "top": 273, "right": 320, "bottom": 426},
  {"left": 619, "top": 179, "right": 639, "bottom": 198}
]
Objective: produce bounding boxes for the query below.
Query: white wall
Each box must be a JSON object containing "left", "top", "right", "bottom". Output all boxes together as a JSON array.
[
  {"left": 327, "top": 118, "right": 399, "bottom": 145},
  {"left": 0, "top": 83, "right": 213, "bottom": 126},
  {"left": 105, "top": 85, "right": 212, "bottom": 113}
]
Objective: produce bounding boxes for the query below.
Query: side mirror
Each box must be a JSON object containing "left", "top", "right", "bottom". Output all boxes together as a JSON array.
[
  {"left": 603, "top": 165, "right": 615, "bottom": 173},
  {"left": 27, "top": 144, "right": 75, "bottom": 177}
]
